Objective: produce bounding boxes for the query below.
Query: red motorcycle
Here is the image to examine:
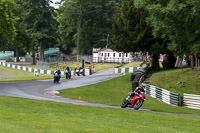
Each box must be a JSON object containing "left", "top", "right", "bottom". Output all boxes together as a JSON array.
[{"left": 121, "top": 87, "right": 145, "bottom": 110}]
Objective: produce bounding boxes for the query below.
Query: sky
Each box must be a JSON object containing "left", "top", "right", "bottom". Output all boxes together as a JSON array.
[{"left": 50, "top": 0, "right": 60, "bottom": 8}]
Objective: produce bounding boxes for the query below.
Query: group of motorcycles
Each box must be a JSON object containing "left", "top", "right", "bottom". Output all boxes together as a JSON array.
[
  {"left": 53, "top": 67, "right": 85, "bottom": 83},
  {"left": 53, "top": 66, "right": 146, "bottom": 110}
]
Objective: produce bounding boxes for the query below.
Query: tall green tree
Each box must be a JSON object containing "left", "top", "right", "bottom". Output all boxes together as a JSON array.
[
  {"left": 55, "top": 0, "right": 80, "bottom": 55},
  {"left": 135, "top": 0, "right": 200, "bottom": 67},
  {"left": 24, "top": 0, "right": 57, "bottom": 62},
  {"left": 56, "top": 0, "right": 121, "bottom": 55},
  {"left": 111, "top": 0, "right": 168, "bottom": 70},
  {"left": 0, "top": 0, "right": 16, "bottom": 46}
]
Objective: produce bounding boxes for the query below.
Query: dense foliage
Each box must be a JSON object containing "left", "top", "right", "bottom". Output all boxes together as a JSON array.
[
  {"left": 0, "top": 0, "right": 16, "bottom": 45},
  {"left": 0, "top": 0, "right": 199, "bottom": 68}
]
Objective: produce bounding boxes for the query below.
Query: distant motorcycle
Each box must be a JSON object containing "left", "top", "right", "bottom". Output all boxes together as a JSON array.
[
  {"left": 79, "top": 68, "right": 85, "bottom": 76},
  {"left": 75, "top": 68, "right": 80, "bottom": 76},
  {"left": 121, "top": 87, "right": 145, "bottom": 110},
  {"left": 54, "top": 72, "right": 60, "bottom": 83},
  {"left": 65, "top": 70, "right": 71, "bottom": 79}
]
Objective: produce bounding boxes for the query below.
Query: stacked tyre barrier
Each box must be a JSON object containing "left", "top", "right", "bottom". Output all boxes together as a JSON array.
[
  {"left": 145, "top": 84, "right": 181, "bottom": 106},
  {"left": 183, "top": 93, "right": 200, "bottom": 110},
  {"left": 0, "top": 62, "right": 91, "bottom": 76}
]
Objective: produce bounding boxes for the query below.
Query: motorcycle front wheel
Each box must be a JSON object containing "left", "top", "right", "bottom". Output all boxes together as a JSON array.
[
  {"left": 121, "top": 99, "right": 129, "bottom": 108},
  {"left": 134, "top": 99, "right": 143, "bottom": 110}
]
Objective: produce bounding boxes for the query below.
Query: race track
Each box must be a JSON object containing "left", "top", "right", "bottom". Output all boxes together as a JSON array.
[{"left": 0, "top": 72, "right": 199, "bottom": 117}]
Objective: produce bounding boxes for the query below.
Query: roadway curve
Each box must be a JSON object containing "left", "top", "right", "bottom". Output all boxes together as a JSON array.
[{"left": 0, "top": 72, "right": 199, "bottom": 117}]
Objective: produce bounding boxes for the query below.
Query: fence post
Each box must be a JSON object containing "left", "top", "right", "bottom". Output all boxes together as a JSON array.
[{"left": 179, "top": 94, "right": 182, "bottom": 106}]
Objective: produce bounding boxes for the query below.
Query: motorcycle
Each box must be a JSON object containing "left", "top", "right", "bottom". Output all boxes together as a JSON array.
[
  {"left": 65, "top": 70, "right": 71, "bottom": 79},
  {"left": 79, "top": 68, "right": 85, "bottom": 76},
  {"left": 75, "top": 68, "right": 80, "bottom": 76},
  {"left": 54, "top": 72, "right": 60, "bottom": 83},
  {"left": 121, "top": 87, "right": 145, "bottom": 110}
]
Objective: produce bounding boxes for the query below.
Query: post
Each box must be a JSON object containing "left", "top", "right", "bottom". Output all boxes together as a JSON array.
[{"left": 179, "top": 94, "right": 182, "bottom": 106}]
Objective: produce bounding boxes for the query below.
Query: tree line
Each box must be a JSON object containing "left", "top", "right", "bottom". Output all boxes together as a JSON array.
[{"left": 0, "top": 0, "right": 199, "bottom": 70}]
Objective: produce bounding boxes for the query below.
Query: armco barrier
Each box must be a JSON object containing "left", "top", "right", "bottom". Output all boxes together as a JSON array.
[
  {"left": 183, "top": 93, "right": 200, "bottom": 110},
  {"left": 0, "top": 62, "right": 91, "bottom": 76},
  {"left": 145, "top": 84, "right": 181, "bottom": 106},
  {"left": 114, "top": 67, "right": 143, "bottom": 74}
]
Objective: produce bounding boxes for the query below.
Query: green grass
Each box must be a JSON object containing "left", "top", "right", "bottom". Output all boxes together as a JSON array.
[
  {"left": 0, "top": 96, "right": 199, "bottom": 133},
  {"left": 22, "top": 62, "right": 145, "bottom": 72},
  {"left": 22, "top": 62, "right": 120, "bottom": 72},
  {"left": 150, "top": 68, "right": 200, "bottom": 95},
  {"left": 58, "top": 73, "right": 200, "bottom": 115},
  {"left": 0, "top": 66, "right": 53, "bottom": 82}
]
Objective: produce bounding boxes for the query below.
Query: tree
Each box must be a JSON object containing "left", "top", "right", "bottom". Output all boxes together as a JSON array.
[
  {"left": 56, "top": 0, "right": 121, "bottom": 55},
  {"left": 135, "top": 0, "right": 200, "bottom": 67},
  {"left": 55, "top": 0, "right": 80, "bottom": 55},
  {"left": 110, "top": 0, "right": 169, "bottom": 70},
  {"left": 24, "top": 0, "right": 57, "bottom": 62},
  {"left": 0, "top": 0, "right": 16, "bottom": 46}
]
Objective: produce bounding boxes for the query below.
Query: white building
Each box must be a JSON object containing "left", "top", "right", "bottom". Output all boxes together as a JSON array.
[{"left": 93, "top": 48, "right": 132, "bottom": 63}]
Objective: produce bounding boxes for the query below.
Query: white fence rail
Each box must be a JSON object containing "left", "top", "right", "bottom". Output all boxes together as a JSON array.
[
  {"left": 0, "top": 62, "right": 92, "bottom": 76},
  {"left": 145, "top": 84, "right": 181, "bottom": 106},
  {"left": 183, "top": 93, "right": 200, "bottom": 110}
]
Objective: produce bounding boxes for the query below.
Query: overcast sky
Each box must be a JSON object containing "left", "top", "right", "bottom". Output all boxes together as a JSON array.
[{"left": 50, "top": 0, "right": 60, "bottom": 8}]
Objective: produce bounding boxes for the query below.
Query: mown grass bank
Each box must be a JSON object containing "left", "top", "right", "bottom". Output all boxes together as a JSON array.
[
  {"left": 22, "top": 62, "right": 120, "bottom": 72},
  {"left": 0, "top": 96, "right": 199, "bottom": 133},
  {"left": 21, "top": 61, "right": 144, "bottom": 72},
  {"left": 0, "top": 66, "right": 53, "bottom": 82},
  {"left": 58, "top": 73, "right": 200, "bottom": 115},
  {"left": 150, "top": 68, "right": 200, "bottom": 95}
]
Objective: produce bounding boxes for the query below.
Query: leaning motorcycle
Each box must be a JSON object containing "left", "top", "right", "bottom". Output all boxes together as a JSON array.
[
  {"left": 121, "top": 89, "right": 145, "bottom": 110},
  {"left": 79, "top": 68, "right": 85, "bottom": 76}
]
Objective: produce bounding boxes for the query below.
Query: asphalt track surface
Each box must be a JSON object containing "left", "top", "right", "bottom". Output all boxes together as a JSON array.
[{"left": 0, "top": 71, "right": 200, "bottom": 118}]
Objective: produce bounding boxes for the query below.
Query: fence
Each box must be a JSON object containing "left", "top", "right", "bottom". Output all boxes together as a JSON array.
[
  {"left": 145, "top": 84, "right": 181, "bottom": 106},
  {"left": 93, "top": 57, "right": 131, "bottom": 63},
  {"left": 183, "top": 93, "right": 200, "bottom": 110},
  {"left": 0, "top": 62, "right": 92, "bottom": 76},
  {"left": 114, "top": 67, "right": 145, "bottom": 74}
]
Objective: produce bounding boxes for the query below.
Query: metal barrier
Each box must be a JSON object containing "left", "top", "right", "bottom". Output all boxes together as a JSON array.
[
  {"left": 183, "top": 93, "right": 200, "bottom": 110},
  {"left": 145, "top": 84, "right": 181, "bottom": 106},
  {"left": 0, "top": 62, "right": 91, "bottom": 76},
  {"left": 114, "top": 67, "right": 146, "bottom": 74}
]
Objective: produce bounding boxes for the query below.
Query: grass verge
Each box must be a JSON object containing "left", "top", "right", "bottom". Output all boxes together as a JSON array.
[
  {"left": 150, "top": 68, "right": 200, "bottom": 95},
  {"left": 58, "top": 73, "right": 200, "bottom": 115},
  {"left": 0, "top": 96, "right": 199, "bottom": 133},
  {"left": 0, "top": 65, "right": 53, "bottom": 82},
  {"left": 21, "top": 62, "right": 145, "bottom": 72},
  {"left": 22, "top": 62, "right": 120, "bottom": 72}
]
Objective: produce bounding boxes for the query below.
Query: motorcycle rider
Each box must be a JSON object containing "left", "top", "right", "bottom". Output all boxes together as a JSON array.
[
  {"left": 130, "top": 83, "right": 145, "bottom": 97},
  {"left": 65, "top": 66, "right": 71, "bottom": 79},
  {"left": 74, "top": 66, "right": 80, "bottom": 76},
  {"left": 56, "top": 69, "right": 61, "bottom": 80}
]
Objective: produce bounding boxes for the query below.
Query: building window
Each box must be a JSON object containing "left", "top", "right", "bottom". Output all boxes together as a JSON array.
[
  {"left": 119, "top": 53, "right": 121, "bottom": 57},
  {"left": 126, "top": 53, "right": 128, "bottom": 57},
  {"left": 102, "top": 53, "right": 103, "bottom": 56},
  {"left": 108, "top": 53, "right": 110, "bottom": 57},
  {"left": 113, "top": 53, "right": 115, "bottom": 57}
]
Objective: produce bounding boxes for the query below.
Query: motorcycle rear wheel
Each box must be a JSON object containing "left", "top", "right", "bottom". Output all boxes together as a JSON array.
[
  {"left": 121, "top": 99, "right": 129, "bottom": 108},
  {"left": 134, "top": 99, "right": 143, "bottom": 110}
]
